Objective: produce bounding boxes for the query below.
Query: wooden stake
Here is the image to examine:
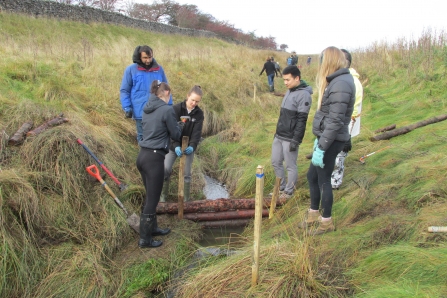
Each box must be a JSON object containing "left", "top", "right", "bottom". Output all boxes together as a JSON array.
[
  {"left": 252, "top": 165, "right": 264, "bottom": 287},
  {"left": 269, "top": 177, "right": 281, "bottom": 219},
  {"left": 428, "top": 226, "right": 447, "bottom": 233},
  {"left": 253, "top": 83, "right": 256, "bottom": 103},
  {"left": 177, "top": 136, "right": 189, "bottom": 219}
]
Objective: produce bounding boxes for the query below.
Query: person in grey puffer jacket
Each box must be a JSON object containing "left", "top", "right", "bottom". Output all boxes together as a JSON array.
[
  {"left": 299, "top": 46, "right": 355, "bottom": 236},
  {"left": 136, "top": 81, "right": 183, "bottom": 249},
  {"left": 271, "top": 65, "right": 312, "bottom": 199}
]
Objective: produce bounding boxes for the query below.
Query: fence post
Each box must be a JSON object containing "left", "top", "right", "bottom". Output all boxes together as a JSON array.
[
  {"left": 253, "top": 83, "right": 256, "bottom": 103},
  {"left": 177, "top": 136, "right": 189, "bottom": 219},
  {"left": 269, "top": 177, "right": 281, "bottom": 219},
  {"left": 252, "top": 165, "right": 264, "bottom": 287}
]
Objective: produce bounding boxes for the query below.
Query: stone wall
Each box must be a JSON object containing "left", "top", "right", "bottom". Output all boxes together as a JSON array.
[{"left": 0, "top": 0, "right": 221, "bottom": 40}]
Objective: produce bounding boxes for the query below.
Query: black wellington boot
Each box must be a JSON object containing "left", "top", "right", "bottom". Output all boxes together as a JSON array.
[
  {"left": 152, "top": 214, "right": 171, "bottom": 236},
  {"left": 138, "top": 213, "right": 162, "bottom": 248}
]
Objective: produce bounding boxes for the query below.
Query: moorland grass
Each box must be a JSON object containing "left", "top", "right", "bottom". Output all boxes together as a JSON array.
[{"left": 1, "top": 10, "right": 447, "bottom": 298}]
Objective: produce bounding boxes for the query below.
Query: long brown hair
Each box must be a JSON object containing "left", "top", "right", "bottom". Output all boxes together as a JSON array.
[{"left": 315, "top": 46, "right": 346, "bottom": 110}]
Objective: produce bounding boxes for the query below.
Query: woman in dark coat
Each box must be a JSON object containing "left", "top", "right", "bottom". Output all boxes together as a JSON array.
[
  {"left": 136, "top": 80, "right": 183, "bottom": 248},
  {"left": 299, "top": 46, "right": 355, "bottom": 235}
]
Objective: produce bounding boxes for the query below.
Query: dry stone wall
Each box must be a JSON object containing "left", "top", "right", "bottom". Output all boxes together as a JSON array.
[{"left": 0, "top": 0, "right": 220, "bottom": 40}]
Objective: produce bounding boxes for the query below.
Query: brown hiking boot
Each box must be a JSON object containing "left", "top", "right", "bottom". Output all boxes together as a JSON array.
[
  {"left": 311, "top": 217, "right": 335, "bottom": 235},
  {"left": 298, "top": 209, "right": 320, "bottom": 229}
]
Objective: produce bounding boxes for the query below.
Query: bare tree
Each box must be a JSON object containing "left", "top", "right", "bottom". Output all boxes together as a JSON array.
[{"left": 95, "top": 0, "right": 121, "bottom": 12}]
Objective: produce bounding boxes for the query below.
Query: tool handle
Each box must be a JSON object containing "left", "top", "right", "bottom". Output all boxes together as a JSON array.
[
  {"left": 86, "top": 165, "right": 129, "bottom": 216},
  {"left": 77, "top": 139, "right": 102, "bottom": 164},
  {"left": 78, "top": 139, "right": 122, "bottom": 186},
  {"left": 86, "top": 164, "right": 101, "bottom": 180}
]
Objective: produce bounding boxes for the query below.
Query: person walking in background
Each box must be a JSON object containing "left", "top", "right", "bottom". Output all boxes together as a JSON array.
[
  {"left": 299, "top": 46, "right": 355, "bottom": 235},
  {"left": 259, "top": 56, "right": 278, "bottom": 92},
  {"left": 287, "top": 51, "right": 298, "bottom": 66},
  {"left": 271, "top": 65, "right": 312, "bottom": 199},
  {"left": 306, "top": 56, "right": 312, "bottom": 66},
  {"left": 162, "top": 85, "right": 204, "bottom": 203},
  {"left": 136, "top": 81, "right": 183, "bottom": 248},
  {"left": 271, "top": 57, "right": 281, "bottom": 77},
  {"left": 331, "top": 49, "right": 363, "bottom": 190},
  {"left": 120, "top": 45, "right": 172, "bottom": 142}
]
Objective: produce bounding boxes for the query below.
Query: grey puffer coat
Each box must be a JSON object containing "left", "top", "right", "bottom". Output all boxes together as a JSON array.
[{"left": 312, "top": 68, "right": 355, "bottom": 151}]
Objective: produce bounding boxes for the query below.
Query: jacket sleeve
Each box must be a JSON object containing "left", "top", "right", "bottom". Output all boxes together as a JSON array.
[
  {"left": 259, "top": 64, "right": 266, "bottom": 76},
  {"left": 352, "top": 77, "right": 363, "bottom": 117},
  {"left": 165, "top": 108, "right": 182, "bottom": 142},
  {"left": 170, "top": 104, "right": 182, "bottom": 149},
  {"left": 120, "top": 66, "right": 133, "bottom": 110},
  {"left": 292, "top": 93, "right": 311, "bottom": 144},
  {"left": 188, "top": 110, "right": 204, "bottom": 150},
  {"left": 318, "top": 81, "right": 351, "bottom": 151}
]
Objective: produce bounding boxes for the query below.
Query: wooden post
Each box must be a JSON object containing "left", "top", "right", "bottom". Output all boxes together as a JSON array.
[
  {"left": 252, "top": 165, "right": 264, "bottom": 287},
  {"left": 428, "top": 226, "right": 447, "bottom": 232},
  {"left": 177, "top": 136, "right": 189, "bottom": 219},
  {"left": 253, "top": 83, "right": 256, "bottom": 103},
  {"left": 269, "top": 177, "right": 281, "bottom": 219}
]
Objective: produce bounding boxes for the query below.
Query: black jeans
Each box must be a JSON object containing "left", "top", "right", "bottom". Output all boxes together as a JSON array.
[
  {"left": 136, "top": 148, "right": 165, "bottom": 214},
  {"left": 307, "top": 140, "right": 345, "bottom": 218}
]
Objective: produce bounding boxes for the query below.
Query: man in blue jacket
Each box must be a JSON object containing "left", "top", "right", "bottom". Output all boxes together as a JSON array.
[{"left": 120, "top": 45, "right": 172, "bottom": 141}]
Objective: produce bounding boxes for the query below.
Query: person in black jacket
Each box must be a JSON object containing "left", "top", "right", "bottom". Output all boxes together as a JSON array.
[
  {"left": 162, "top": 85, "right": 204, "bottom": 202},
  {"left": 299, "top": 46, "right": 355, "bottom": 235},
  {"left": 136, "top": 80, "right": 183, "bottom": 248},
  {"left": 271, "top": 65, "right": 312, "bottom": 199},
  {"left": 259, "top": 57, "right": 278, "bottom": 92}
]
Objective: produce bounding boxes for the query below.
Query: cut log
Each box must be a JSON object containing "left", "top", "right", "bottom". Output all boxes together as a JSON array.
[
  {"left": 199, "top": 219, "right": 253, "bottom": 228},
  {"left": 26, "top": 114, "right": 68, "bottom": 137},
  {"left": 8, "top": 121, "right": 33, "bottom": 145},
  {"left": 370, "top": 115, "right": 447, "bottom": 142},
  {"left": 184, "top": 209, "right": 269, "bottom": 221},
  {"left": 156, "top": 197, "right": 287, "bottom": 214},
  {"left": 374, "top": 124, "right": 396, "bottom": 133}
]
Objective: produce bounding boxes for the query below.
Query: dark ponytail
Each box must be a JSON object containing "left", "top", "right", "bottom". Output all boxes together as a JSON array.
[{"left": 150, "top": 80, "right": 171, "bottom": 97}]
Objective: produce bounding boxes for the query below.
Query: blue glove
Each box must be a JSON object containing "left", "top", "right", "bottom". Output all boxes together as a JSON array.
[
  {"left": 175, "top": 146, "right": 183, "bottom": 157},
  {"left": 313, "top": 138, "right": 318, "bottom": 151},
  {"left": 311, "top": 147, "right": 325, "bottom": 168},
  {"left": 184, "top": 146, "right": 194, "bottom": 155}
]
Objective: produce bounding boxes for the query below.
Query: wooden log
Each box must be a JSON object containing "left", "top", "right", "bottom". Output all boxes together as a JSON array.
[
  {"left": 8, "top": 121, "right": 33, "bottom": 145},
  {"left": 184, "top": 209, "right": 269, "bottom": 221},
  {"left": 26, "top": 114, "right": 68, "bottom": 137},
  {"left": 374, "top": 124, "right": 396, "bottom": 133},
  {"left": 156, "top": 197, "right": 287, "bottom": 214},
  {"left": 370, "top": 115, "right": 447, "bottom": 142},
  {"left": 199, "top": 219, "right": 252, "bottom": 228}
]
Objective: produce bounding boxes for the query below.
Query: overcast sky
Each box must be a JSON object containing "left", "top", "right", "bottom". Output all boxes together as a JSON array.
[{"left": 134, "top": 0, "right": 446, "bottom": 54}]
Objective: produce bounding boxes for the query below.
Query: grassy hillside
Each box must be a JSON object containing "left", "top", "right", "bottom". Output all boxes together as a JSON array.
[{"left": 1, "top": 11, "right": 447, "bottom": 298}]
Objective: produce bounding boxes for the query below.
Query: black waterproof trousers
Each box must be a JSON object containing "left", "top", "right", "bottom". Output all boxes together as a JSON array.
[{"left": 136, "top": 148, "right": 165, "bottom": 214}]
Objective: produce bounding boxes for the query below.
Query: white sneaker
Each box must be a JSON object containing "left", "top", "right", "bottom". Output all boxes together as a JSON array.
[{"left": 279, "top": 193, "right": 292, "bottom": 199}]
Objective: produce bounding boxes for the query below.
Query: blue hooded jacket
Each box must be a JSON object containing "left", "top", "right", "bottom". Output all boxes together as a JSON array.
[{"left": 120, "top": 51, "right": 172, "bottom": 119}]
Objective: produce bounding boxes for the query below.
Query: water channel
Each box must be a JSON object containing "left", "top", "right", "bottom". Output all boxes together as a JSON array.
[{"left": 200, "top": 175, "right": 245, "bottom": 246}]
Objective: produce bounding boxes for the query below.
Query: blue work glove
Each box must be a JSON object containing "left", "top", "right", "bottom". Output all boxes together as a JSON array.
[
  {"left": 184, "top": 146, "right": 194, "bottom": 155},
  {"left": 313, "top": 138, "right": 318, "bottom": 151},
  {"left": 124, "top": 107, "right": 132, "bottom": 118},
  {"left": 311, "top": 147, "right": 325, "bottom": 168},
  {"left": 175, "top": 146, "right": 183, "bottom": 157}
]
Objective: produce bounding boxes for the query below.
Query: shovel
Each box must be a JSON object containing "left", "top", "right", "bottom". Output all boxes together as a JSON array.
[
  {"left": 86, "top": 164, "right": 139, "bottom": 234},
  {"left": 77, "top": 138, "right": 128, "bottom": 191}
]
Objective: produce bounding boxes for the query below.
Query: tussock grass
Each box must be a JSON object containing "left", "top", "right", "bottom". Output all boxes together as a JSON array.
[{"left": 1, "top": 9, "right": 447, "bottom": 298}]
